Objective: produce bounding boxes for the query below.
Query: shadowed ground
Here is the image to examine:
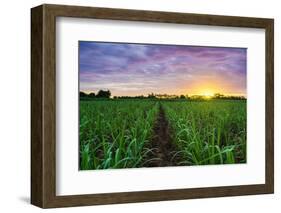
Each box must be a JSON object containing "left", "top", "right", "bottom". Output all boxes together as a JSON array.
[{"left": 144, "top": 104, "right": 180, "bottom": 167}]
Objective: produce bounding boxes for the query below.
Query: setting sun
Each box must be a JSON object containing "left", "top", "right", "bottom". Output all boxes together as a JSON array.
[{"left": 202, "top": 91, "right": 214, "bottom": 97}]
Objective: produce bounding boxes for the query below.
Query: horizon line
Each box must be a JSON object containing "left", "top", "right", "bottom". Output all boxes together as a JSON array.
[{"left": 80, "top": 90, "right": 247, "bottom": 97}]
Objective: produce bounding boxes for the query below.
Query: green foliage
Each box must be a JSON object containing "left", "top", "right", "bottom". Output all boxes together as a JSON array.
[
  {"left": 164, "top": 100, "right": 246, "bottom": 165},
  {"left": 79, "top": 100, "right": 159, "bottom": 170},
  {"left": 79, "top": 99, "right": 246, "bottom": 170}
]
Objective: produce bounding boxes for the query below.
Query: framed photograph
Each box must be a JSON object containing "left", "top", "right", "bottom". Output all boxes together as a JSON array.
[{"left": 31, "top": 4, "right": 274, "bottom": 208}]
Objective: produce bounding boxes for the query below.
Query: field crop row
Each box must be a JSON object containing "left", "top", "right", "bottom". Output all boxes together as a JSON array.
[
  {"left": 164, "top": 100, "right": 247, "bottom": 165},
  {"left": 79, "top": 100, "right": 159, "bottom": 170},
  {"left": 80, "top": 100, "right": 247, "bottom": 170}
]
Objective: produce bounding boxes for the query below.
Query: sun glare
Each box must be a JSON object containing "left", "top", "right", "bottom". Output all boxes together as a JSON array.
[{"left": 202, "top": 91, "right": 214, "bottom": 98}]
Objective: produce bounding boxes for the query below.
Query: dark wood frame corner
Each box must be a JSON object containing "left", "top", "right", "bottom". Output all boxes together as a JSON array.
[{"left": 31, "top": 4, "right": 274, "bottom": 208}]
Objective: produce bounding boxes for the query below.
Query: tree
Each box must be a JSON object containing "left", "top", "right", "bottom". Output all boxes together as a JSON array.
[
  {"left": 148, "top": 93, "right": 156, "bottom": 99},
  {"left": 88, "top": 92, "right": 96, "bottom": 98},
  {"left": 180, "top": 94, "right": 185, "bottom": 99},
  {"left": 96, "top": 90, "right": 111, "bottom": 98},
  {"left": 214, "top": 93, "right": 224, "bottom": 99},
  {"left": 79, "top": 91, "right": 87, "bottom": 97}
]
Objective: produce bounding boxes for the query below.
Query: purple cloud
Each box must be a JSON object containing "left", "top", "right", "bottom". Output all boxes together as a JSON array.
[{"left": 79, "top": 41, "right": 246, "bottom": 96}]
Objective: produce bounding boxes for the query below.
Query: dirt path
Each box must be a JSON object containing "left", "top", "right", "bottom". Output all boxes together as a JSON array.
[{"left": 144, "top": 104, "right": 180, "bottom": 167}]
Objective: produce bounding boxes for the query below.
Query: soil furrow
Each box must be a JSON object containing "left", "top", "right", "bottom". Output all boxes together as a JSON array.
[{"left": 144, "top": 103, "right": 180, "bottom": 167}]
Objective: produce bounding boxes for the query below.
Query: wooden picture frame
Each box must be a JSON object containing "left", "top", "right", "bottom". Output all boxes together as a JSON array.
[{"left": 31, "top": 4, "right": 274, "bottom": 208}]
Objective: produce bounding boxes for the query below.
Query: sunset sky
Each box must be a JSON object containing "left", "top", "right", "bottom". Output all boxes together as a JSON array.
[{"left": 79, "top": 41, "right": 247, "bottom": 97}]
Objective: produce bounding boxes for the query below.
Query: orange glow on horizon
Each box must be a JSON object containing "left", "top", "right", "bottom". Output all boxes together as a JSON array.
[
  {"left": 180, "top": 78, "right": 246, "bottom": 97},
  {"left": 81, "top": 79, "right": 246, "bottom": 97},
  {"left": 183, "top": 82, "right": 221, "bottom": 96}
]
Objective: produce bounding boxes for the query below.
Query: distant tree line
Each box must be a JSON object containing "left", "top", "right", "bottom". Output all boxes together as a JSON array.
[
  {"left": 113, "top": 93, "right": 246, "bottom": 100},
  {"left": 188, "top": 93, "right": 246, "bottom": 100},
  {"left": 80, "top": 90, "right": 246, "bottom": 100},
  {"left": 212, "top": 93, "right": 246, "bottom": 100},
  {"left": 80, "top": 90, "right": 111, "bottom": 99}
]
